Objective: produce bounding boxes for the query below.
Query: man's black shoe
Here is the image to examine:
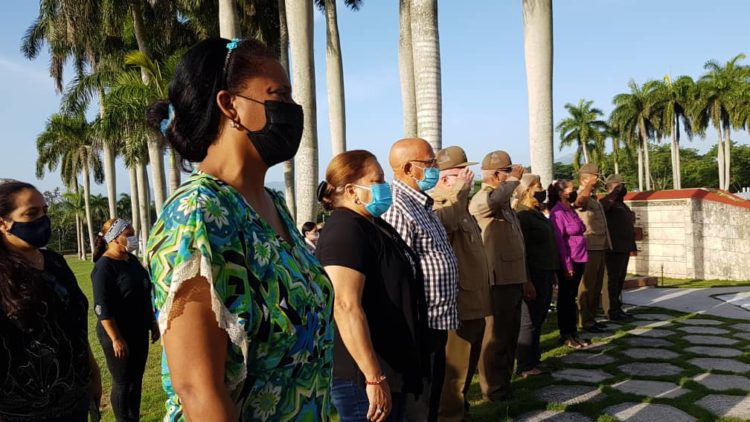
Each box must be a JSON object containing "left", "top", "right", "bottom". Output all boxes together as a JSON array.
[
  {"left": 608, "top": 313, "right": 628, "bottom": 322},
  {"left": 594, "top": 322, "right": 608, "bottom": 330},
  {"left": 619, "top": 311, "right": 635, "bottom": 320}
]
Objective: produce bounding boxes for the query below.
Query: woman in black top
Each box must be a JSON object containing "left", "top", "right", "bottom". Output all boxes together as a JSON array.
[
  {"left": 0, "top": 180, "right": 101, "bottom": 421},
  {"left": 514, "top": 174, "right": 561, "bottom": 376},
  {"left": 91, "top": 218, "right": 159, "bottom": 422},
  {"left": 316, "top": 150, "right": 428, "bottom": 422}
]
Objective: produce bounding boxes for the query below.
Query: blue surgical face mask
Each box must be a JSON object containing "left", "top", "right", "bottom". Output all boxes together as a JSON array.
[
  {"left": 413, "top": 165, "right": 440, "bottom": 192},
  {"left": 353, "top": 183, "right": 393, "bottom": 218}
]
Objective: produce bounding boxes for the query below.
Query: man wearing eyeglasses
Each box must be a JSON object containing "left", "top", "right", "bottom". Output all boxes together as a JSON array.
[
  {"left": 382, "top": 138, "right": 460, "bottom": 422},
  {"left": 469, "top": 150, "right": 530, "bottom": 402}
]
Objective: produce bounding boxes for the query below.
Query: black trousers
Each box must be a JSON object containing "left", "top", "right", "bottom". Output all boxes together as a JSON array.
[
  {"left": 603, "top": 252, "right": 631, "bottom": 318},
  {"left": 516, "top": 270, "right": 554, "bottom": 373},
  {"left": 479, "top": 284, "right": 523, "bottom": 401},
  {"left": 405, "top": 328, "right": 448, "bottom": 422},
  {"left": 96, "top": 324, "right": 149, "bottom": 422},
  {"left": 556, "top": 262, "right": 585, "bottom": 336}
]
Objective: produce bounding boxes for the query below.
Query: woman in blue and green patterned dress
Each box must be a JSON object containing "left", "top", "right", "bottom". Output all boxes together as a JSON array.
[{"left": 145, "top": 38, "right": 334, "bottom": 421}]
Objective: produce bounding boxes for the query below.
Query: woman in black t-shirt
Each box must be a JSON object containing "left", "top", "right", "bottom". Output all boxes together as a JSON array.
[
  {"left": 0, "top": 180, "right": 101, "bottom": 421},
  {"left": 91, "top": 218, "right": 159, "bottom": 422},
  {"left": 316, "top": 150, "right": 428, "bottom": 422}
]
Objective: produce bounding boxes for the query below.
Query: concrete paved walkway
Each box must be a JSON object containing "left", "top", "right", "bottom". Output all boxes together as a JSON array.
[{"left": 624, "top": 286, "right": 750, "bottom": 320}]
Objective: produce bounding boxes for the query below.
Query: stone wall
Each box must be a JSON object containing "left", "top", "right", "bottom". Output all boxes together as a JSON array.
[{"left": 626, "top": 190, "right": 750, "bottom": 281}]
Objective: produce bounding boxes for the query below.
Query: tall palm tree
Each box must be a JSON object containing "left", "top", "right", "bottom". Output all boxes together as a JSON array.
[
  {"left": 646, "top": 75, "right": 695, "bottom": 189},
  {"left": 398, "top": 0, "right": 417, "bottom": 137},
  {"left": 693, "top": 54, "right": 748, "bottom": 190},
  {"left": 60, "top": 190, "right": 87, "bottom": 259},
  {"left": 286, "top": 0, "right": 320, "bottom": 224},
  {"left": 523, "top": 0, "right": 553, "bottom": 187},
  {"left": 314, "top": 0, "right": 362, "bottom": 157},
  {"left": 606, "top": 123, "right": 633, "bottom": 176},
  {"left": 22, "top": 0, "right": 121, "bottom": 219},
  {"left": 556, "top": 99, "right": 609, "bottom": 169},
  {"left": 409, "top": 0, "right": 442, "bottom": 149},
  {"left": 611, "top": 80, "right": 659, "bottom": 191},
  {"left": 36, "top": 113, "right": 103, "bottom": 259}
]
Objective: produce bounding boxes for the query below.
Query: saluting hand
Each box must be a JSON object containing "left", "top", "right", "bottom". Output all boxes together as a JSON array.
[
  {"left": 456, "top": 167, "right": 475, "bottom": 188},
  {"left": 510, "top": 165, "right": 525, "bottom": 179}
]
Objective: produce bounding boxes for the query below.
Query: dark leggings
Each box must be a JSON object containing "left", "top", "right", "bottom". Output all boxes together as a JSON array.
[
  {"left": 556, "top": 262, "right": 585, "bottom": 337},
  {"left": 96, "top": 324, "right": 148, "bottom": 422}
]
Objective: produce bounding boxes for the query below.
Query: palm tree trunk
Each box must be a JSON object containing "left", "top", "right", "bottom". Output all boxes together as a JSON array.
[
  {"left": 82, "top": 164, "right": 96, "bottom": 260},
  {"left": 129, "top": 165, "right": 140, "bottom": 236},
  {"left": 219, "top": 0, "right": 241, "bottom": 39},
  {"left": 75, "top": 215, "right": 83, "bottom": 259},
  {"left": 717, "top": 127, "right": 725, "bottom": 190},
  {"left": 638, "top": 142, "right": 643, "bottom": 192},
  {"left": 638, "top": 122, "right": 651, "bottom": 190},
  {"left": 147, "top": 139, "right": 167, "bottom": 214},
  {"left": 168, "top": 148, "right": 180, "bottom": 194},
  {"left": 398, "top": 0, "right": 417, "bottom": 137},
  {"left": 279, "top": 0, "right": 296, "bottom": 219},
  {"left": 671, "top": 120, "right": 679, "bottom": 189},
  {"left": 102, "top": 142, "right": 117, "bottom": 218},
  {"left": 129, "top": 1, "right": 166, "bottom": 213},
  {"left": 98, "top": 92, "right": 117, "bottom": 219},
  {"left": 724, "top": 126, "right": 732, "bottom": 190},
  {"left": 581, "top": 144, "right": 590, "bottom": 164},
  {"left": 131, "top": 0, "right": 152, "bottom": 58},
  {"left": 136, "top": 161, "right": 151, "bottom": 250},
  {"left": 644, "top": 141, "right": 652, "bottom": 191},
  {"left": 324, "top": 0, "right": 347, "bottom": 157},
  {"left": 523, "top": 0, "right": 554, "bottom": 188},
  {"left": 287, "top": 0, "right": 319, "bottom": 224},
  {"left": 410, "top": 0, "right": 442, "bottom": 149}
]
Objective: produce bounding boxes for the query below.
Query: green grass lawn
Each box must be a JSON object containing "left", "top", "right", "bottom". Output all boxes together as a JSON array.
[
  {"left": 657, "top": 277, "right": 750, "bottom": 289},
  {"left": 627, "top": 273, "right": 750, "bottom": 288},
  {"left": 68, "top": 256, "right": 749, "bottom": 421}
]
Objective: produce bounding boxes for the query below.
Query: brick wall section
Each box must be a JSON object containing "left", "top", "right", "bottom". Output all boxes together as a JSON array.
[{"left": 625, "top": 190, "right": 750, "bottom": 281}]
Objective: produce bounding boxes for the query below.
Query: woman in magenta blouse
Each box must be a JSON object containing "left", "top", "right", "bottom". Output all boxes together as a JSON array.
[{"left": 548, "top": 180, "right": 589, "bottom": 349}]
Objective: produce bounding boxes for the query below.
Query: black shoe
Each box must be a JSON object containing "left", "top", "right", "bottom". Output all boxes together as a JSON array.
[
  {"left": 608, "top": 313, "right": 628, "bottom": 322},
  {"left": 619, "top": 311, "right": 635, "bottom": 320},
  {"left": 594, "top": 322, "right": 609, "bottom": 330},
  {"left": 585, "top": 325, "right": 606, "bottom": 333}
]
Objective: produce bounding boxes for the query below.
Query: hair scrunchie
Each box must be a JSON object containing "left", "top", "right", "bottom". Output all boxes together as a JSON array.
[{"left": 160, "top": 103, "right": 175, "bottom": 136}]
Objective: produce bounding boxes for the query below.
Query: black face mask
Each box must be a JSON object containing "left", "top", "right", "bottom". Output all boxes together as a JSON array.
[
  {"left": 533, "top": 190, "right": 547, "bottom": 204},
  {"left": 9, "top": 215, "right": 52, "bottom": 248},
  {"left": 566, "top": 191, "right": 578, "bottom": 204},
  {"left": 240, "top": 99, "right": 304, "bottom": 167}
]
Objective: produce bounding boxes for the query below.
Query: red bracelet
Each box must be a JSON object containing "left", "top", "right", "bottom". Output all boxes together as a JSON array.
[{"left": 365, "top": 375, "right": 387, "bottom": 385}]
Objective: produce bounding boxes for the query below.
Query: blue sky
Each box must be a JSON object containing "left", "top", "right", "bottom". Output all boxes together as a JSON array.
[{"left": 1, "top": 0, "right": 749, "bottom": 195}]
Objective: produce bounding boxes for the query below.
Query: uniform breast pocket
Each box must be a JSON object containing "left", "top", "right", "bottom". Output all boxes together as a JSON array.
[{"left": 459, "top": 217, "right": 480, "bottom": 243}]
